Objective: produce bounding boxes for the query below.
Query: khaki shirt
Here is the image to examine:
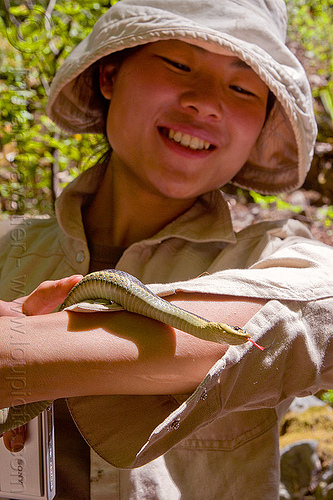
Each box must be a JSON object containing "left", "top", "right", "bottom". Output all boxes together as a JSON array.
[{"left": 1, "top": 163, "right": 333, "bottom": 499}]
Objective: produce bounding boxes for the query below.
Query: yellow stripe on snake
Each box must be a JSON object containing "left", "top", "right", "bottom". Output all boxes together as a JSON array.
[{"left": 0, "top": 269, "right": 262, "bottom": 434}]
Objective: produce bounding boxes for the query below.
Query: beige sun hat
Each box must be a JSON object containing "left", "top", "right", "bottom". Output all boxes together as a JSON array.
[{"left": 47, "top": 0, "right": 317, "bottom": 195}]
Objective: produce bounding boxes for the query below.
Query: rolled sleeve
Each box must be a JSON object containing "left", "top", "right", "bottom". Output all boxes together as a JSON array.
[
  {"left": 68, "top": 299, "right": 333, "bottom": 468},
  {"left": 68, "top": 232, "right": 333, "bottom": 468}
]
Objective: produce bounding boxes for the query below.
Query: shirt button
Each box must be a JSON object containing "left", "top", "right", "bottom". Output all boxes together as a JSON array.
[{"left": 76, "top": 250, "right": 85, "bottom": 263}]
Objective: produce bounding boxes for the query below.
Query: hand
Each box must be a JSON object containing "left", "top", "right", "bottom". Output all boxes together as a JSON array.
[
  {"left": 22, "top": 274, "right": 83, "bottom": 316},
  {"left": 0, "top": 274, "right": 83, "bottom": 317},
  {"left": 1, "top": 274, "right": 82, "bottom": 451}
]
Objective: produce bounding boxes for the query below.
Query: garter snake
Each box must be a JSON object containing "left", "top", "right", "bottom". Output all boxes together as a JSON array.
[{"left": 0, "top": 269, "right": 261, "bottom": 434}]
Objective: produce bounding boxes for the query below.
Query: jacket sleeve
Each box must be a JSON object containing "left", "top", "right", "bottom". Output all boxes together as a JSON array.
[{"left": 67, "top": 228, "right": 333, "bottom": 469}]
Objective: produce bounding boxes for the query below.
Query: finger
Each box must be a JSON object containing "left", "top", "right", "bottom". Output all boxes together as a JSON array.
[
  {"left": 22, "top": 275, "right": 83, "bottom": 316},
  {"left": 3, "top": 425, "right": 27, "bottom": 452}
]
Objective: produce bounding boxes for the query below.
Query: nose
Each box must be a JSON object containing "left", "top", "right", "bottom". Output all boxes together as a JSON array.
[{"left": 179, "top": 81, "right": 223, "bottom": 120}]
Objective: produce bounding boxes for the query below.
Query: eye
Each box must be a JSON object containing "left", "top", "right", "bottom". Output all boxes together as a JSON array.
[
  {"left": 230, "top": 85, "right": 255, "bottom": 97},
  {"left": 160, "top": 56, "right": 191, "bottom": 72}
]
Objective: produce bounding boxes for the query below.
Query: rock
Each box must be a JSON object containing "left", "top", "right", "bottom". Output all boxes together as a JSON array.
[
  {"left": 279, "top": 482, "right": 292, "bottom": 499},
  {"left": 321, "top": 464, "right": 333, "bottom": 484},
  {"left": 321, "top": 481, "right": 333, "bottom": 499},
  {"left": 317, "top": 464, "right": 333, "bottom": 499},
  {"left": 280, "top": 405, "right": 333, "bottom": 465},
  {"left": 280, "top": 440, "right": 321, "bottom": 498},
  {"left": 288, "top": 395, "right": 327, "bottom": 414}
]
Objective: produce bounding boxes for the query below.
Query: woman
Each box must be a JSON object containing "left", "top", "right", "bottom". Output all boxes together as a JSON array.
[{"left": 1, "top": 0, "right": 333, "bottom": 498}]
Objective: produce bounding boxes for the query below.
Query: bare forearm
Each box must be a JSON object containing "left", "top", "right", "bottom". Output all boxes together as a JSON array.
[
  {"left": 0, "top": 293, "right": 264, "bottom": 406},
  {"left": 0, "top": 311, "right": 222, "bottom": 406}
]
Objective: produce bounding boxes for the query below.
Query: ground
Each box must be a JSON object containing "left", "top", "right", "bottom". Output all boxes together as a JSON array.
[{"left": 223, "top": 187, "right": 333, "bottom": 246}]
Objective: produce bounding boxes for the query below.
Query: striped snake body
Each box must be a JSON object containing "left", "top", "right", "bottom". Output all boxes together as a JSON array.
[
  {"left": 1, "top": 269, "right": 258, "bottom": 434},
  {"left": 60, "top": 269, "right": 250, "bottom": 345}
]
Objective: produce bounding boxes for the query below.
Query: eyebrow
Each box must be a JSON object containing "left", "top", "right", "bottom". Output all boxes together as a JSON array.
[{"left": 230, "top": 59, "right": 252, "bottom": 70}]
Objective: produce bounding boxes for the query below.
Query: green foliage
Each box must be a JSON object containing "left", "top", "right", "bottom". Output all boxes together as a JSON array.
[
  {"left": 249, "top": 191, "right": 303, "bottom": 214},
  {"left": 0, "top": 0, "right": 115, "bottom": 214},
  {"left": 287, "top": 0, "right": 333, "bottom": 69},
  {"left": 287, "top": 0, "right": 333, "bottom": 130},
  {"left": 321, "top": 390, "right": 333, "bottom": 406},
  {"left": 320, "top": 85, "right": 333, "bottom": 125},
  {"left": 318, "top": 205, "right": 333, "bottom": 229}
]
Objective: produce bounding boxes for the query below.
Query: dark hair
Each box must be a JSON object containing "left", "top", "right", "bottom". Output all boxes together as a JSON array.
[
  {"left": 265, "top": 90, "right": 276, "bottom": 121},
  {"left": 80, "top": 46, "right": 143, "bottom": 136}
]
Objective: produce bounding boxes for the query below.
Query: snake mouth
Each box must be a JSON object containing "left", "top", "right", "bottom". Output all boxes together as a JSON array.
[{"left": 159, "top": 127, "right": 216, "bottom": 151}]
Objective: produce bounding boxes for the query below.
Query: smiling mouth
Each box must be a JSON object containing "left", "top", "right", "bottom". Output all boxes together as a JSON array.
[{"left": 160, "top": 127, "right": 214, "bottom": 151}]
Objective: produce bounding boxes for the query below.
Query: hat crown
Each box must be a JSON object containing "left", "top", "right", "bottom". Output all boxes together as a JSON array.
[{"left": 116, "top": 0, "right": 287, "bottom": 43}]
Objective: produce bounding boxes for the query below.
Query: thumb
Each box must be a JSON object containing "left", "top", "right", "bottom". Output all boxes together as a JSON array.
[
  {"left": 22, "top": 275, "right": 83, "bottom": 316},
  {"left": 2, "top": 425, "right": 27, "bottom": 452}
]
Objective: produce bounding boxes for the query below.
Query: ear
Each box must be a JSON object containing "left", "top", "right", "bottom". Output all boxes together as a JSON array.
[{"left": 99, "top": 63, "right": 118, "bottom": 100}]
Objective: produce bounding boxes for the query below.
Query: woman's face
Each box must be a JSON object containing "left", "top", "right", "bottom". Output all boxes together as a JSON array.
[{"left": 100, "top": 40, "right": 269, "bottom": 201}]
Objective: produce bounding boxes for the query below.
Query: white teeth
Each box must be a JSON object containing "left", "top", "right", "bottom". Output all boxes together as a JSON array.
[
  {"left": 180, "top": 134, "right": 191, "bottom": 147},
  {"left": 172, "top": 130, "right": 182, "bottom": 142},
  {"left": 189, "top": 137, "right": 200, "bottom": 149},
  {"left": 168, "top": 129, "right": 211, "bottom": 150}
]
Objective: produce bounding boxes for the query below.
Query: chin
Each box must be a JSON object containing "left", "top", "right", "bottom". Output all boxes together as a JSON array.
[{"left": 157, "top": 186, "right": 200, "bottom": 200}]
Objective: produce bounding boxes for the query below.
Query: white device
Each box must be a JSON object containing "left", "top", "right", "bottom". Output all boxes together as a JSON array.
[{"left": 0, "top": 405, "right": 55, "bottom": 499}]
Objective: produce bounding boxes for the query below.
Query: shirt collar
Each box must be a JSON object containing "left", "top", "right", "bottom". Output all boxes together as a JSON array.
[
  {"left": 55, "top": 163, "right": 236, "bottom": 246},
  {"left": 149, "top": 190, "right": 236, "bottom": 244}
]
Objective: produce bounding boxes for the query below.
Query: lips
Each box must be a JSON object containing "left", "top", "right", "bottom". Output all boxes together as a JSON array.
[{"left": 159, "top": 127, "right": 215, "bottom": 151}]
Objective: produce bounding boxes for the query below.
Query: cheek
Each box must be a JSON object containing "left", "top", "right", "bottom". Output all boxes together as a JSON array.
[
  {"left": 105, "top": 89, "right": 138, "bottom": 148},
  {"left": 233, "top": 107, "right": 266, "bottom": 146}
]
